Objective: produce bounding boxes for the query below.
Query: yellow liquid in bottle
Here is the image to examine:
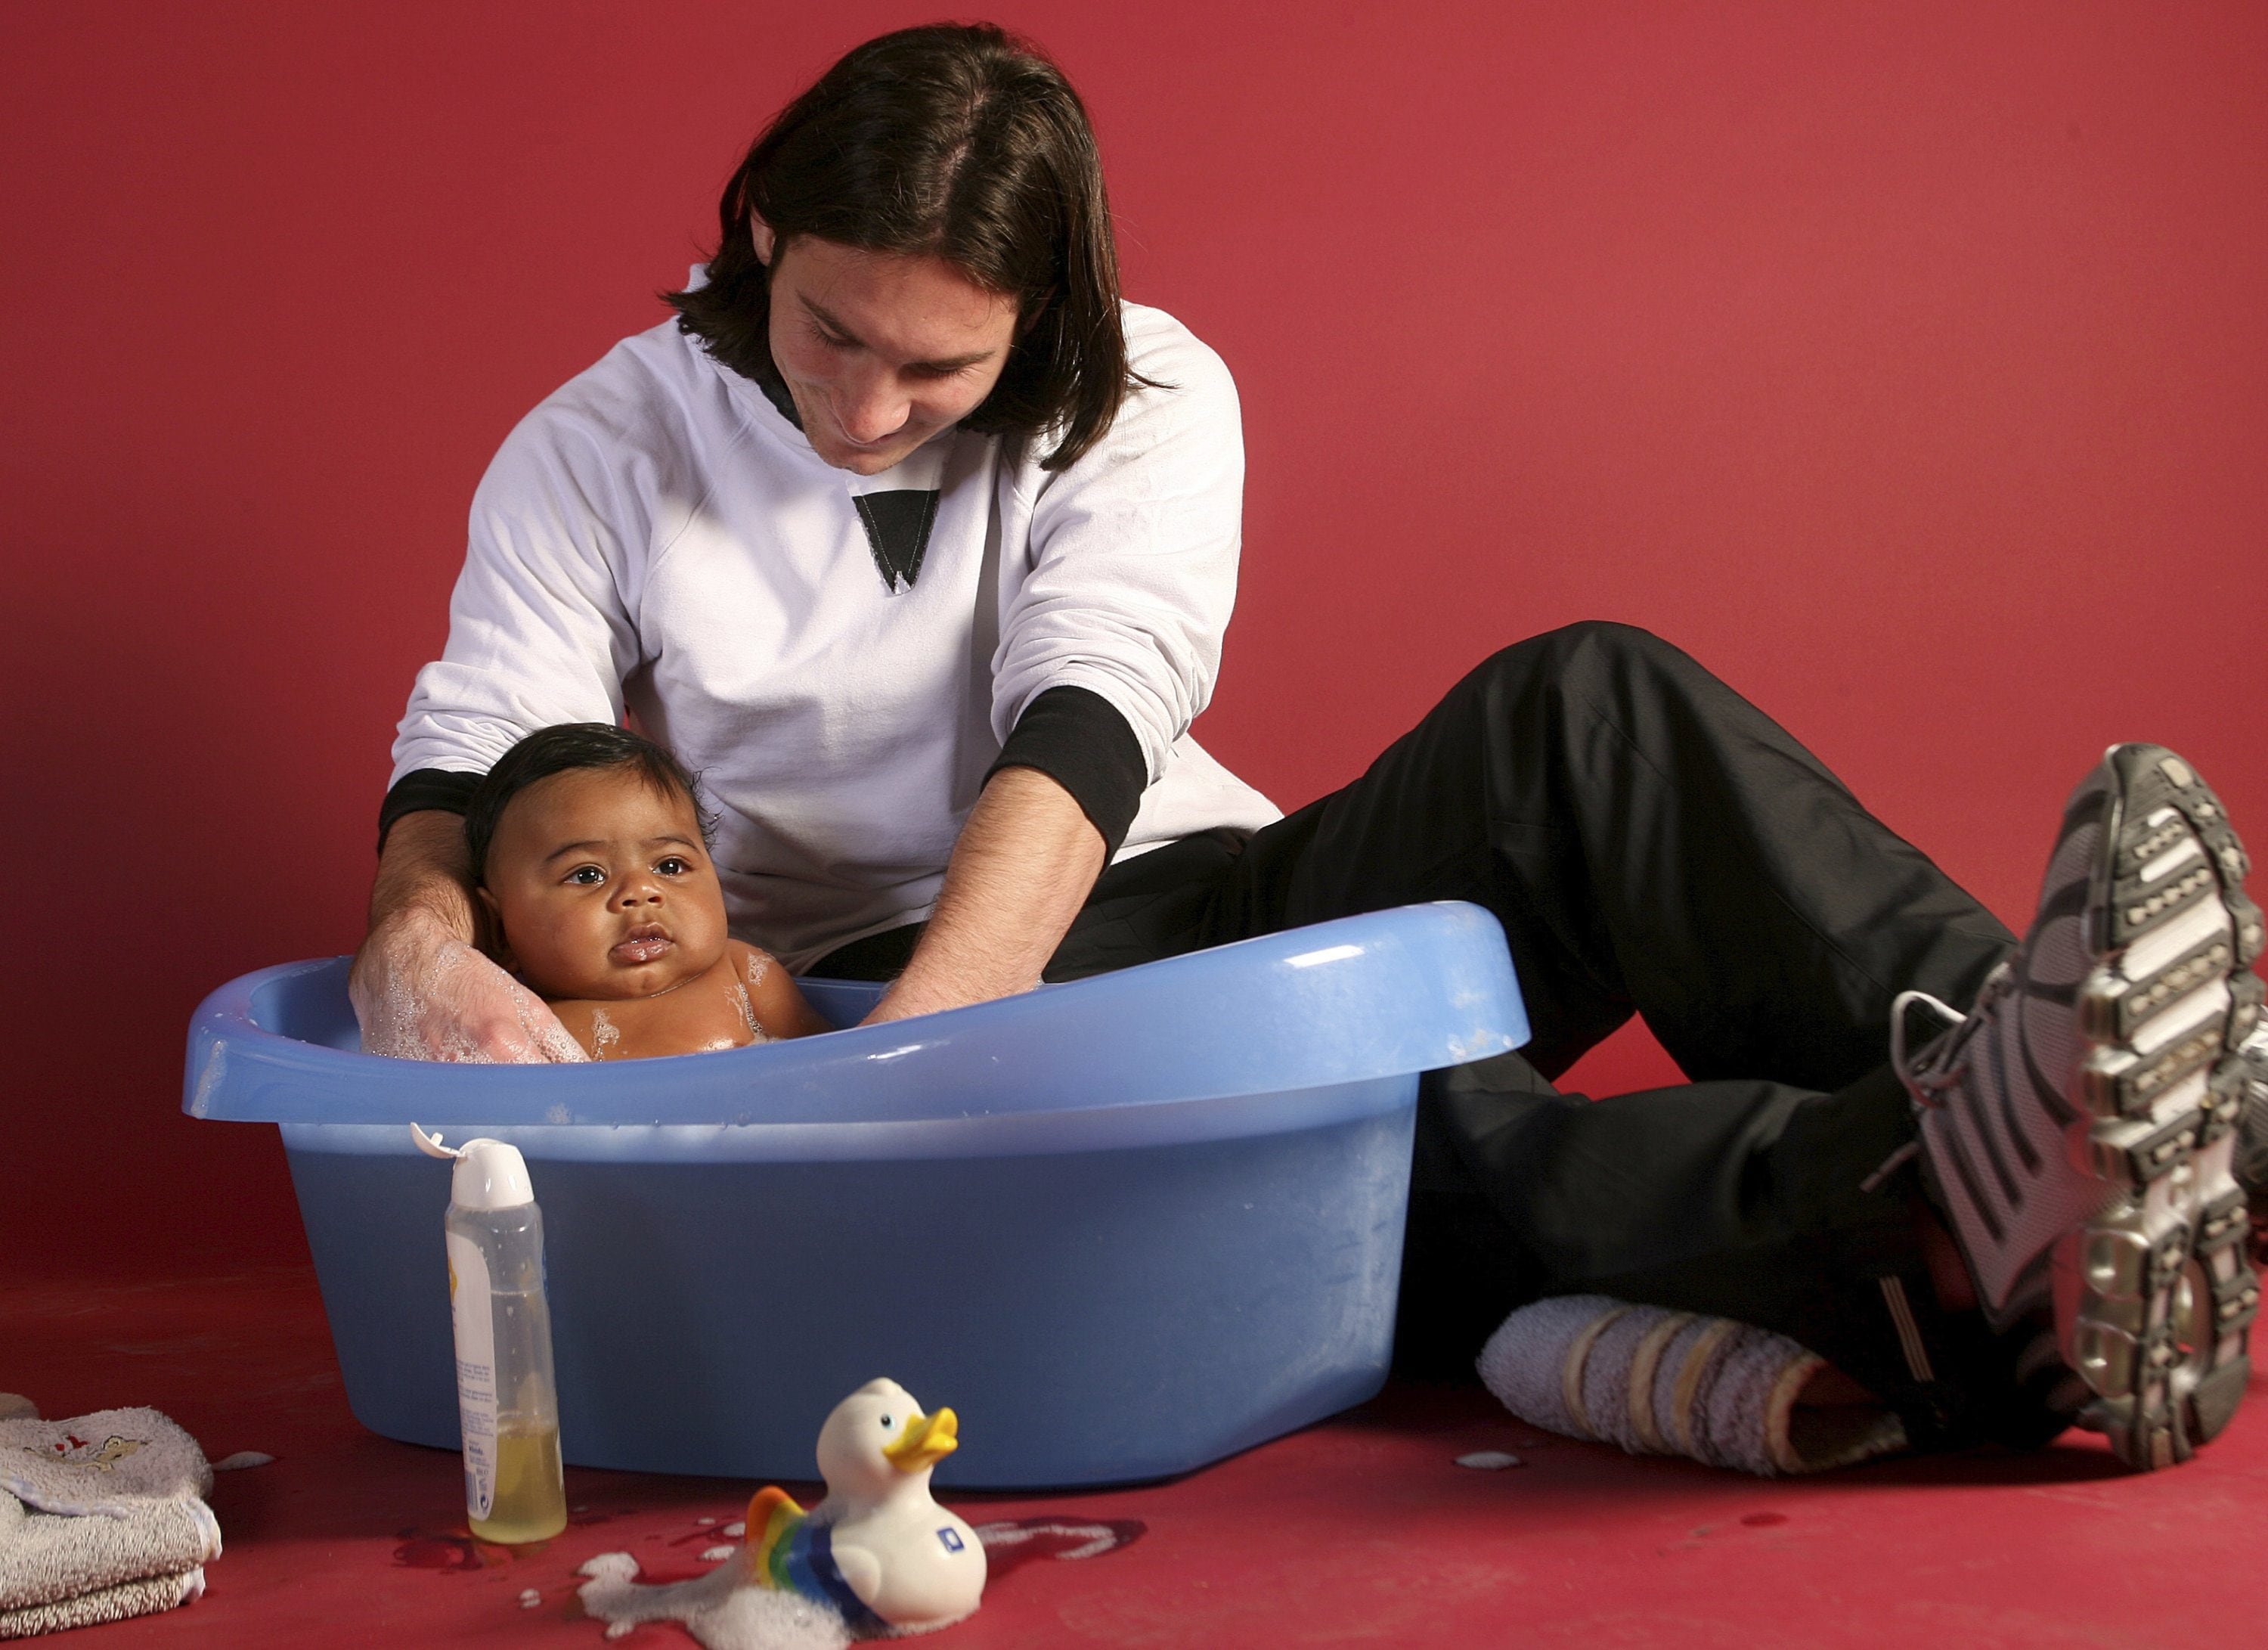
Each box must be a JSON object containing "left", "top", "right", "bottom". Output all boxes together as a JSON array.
[{"left": 469, "top": 1426, "right": 566, "bottom": 1543}]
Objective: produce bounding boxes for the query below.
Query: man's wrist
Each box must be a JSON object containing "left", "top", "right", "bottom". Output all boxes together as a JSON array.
[
  {"left": 870, "top": 947, "right": 1036, "bottom": 1023},
  {"left": 859, "top": 765, "right": 1100, "bottom": 1026},
  {"left": 380, "top": 899, "right": 473, "bottom": 942},
  {"left": 366, "top": 810, "right": 481, "bottom": 942}
]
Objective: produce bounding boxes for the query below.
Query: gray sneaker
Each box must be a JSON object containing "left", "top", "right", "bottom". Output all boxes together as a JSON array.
[
  {"left": 1893, "top": 744, "right": 2264, "bottom": 1469},
  {"left": 2234, "top": 1023, "right": 2268, "bottom": 1260}
]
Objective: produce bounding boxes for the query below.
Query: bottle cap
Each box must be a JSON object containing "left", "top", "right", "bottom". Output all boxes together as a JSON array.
[{"left": 410, "top": 1124, "right": 535, "bottom": 1211}]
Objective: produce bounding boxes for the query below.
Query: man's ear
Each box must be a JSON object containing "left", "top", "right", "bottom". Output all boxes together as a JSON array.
[{"left": 751, "top": 216, "right": 776, "bottom": 266}]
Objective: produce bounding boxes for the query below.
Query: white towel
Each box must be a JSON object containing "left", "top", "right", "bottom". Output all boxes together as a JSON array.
[
  {"left": 0, "top": 1490, "right": 215, "bottom": 1639},
  {"left": 0, "top": 1562, "right": 206, "bottom": 1640},
  {"left": 0, "top": 1408, "right": 219, "bottom": 1639},
  {"left": 0, "top": 1407, "right": 212, "bottom": 1516}
]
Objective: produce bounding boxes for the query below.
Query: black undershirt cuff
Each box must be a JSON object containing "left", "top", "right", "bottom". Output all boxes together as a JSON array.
[
  {"left": 377, "top": 768, "right": 482, "bottom": 854},
  {"left": 986, "top": 685, "right": 1148, "bottom": 857}
]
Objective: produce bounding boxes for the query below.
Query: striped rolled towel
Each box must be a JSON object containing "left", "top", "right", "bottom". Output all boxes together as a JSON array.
[{"left": 1478, "top": 1296, "right": 1909, "bottom": 1476}]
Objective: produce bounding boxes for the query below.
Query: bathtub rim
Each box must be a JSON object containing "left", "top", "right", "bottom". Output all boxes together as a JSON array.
[{"left": 186, "top": 901, "right": 1529, "bottom": 1132}]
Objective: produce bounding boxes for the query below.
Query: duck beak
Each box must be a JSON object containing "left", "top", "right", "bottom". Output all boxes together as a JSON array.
[{"left": 882, "top": 1407, "right": 959, "bottom": 1473}]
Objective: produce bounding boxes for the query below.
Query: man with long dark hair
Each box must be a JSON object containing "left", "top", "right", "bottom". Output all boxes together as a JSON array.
[{"left": 355, "top": 23, "right": 2265, "bottom": 1474}]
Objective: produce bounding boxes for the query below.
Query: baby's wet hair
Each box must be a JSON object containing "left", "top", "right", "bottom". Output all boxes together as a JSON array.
[{"left": 466, "top": 724, "right": 715, "bottom": 887}]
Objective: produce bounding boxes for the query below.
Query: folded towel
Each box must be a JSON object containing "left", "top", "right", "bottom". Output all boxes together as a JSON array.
[
  {"left": 0, "top": 1489, "right": 221, "bottom": 1614},
  {"left": 0, "top": 1567, "right": 206, "bottom": 1641},
  {"left": 1479, "top": 1295, "right": 1908, "bottom": 1475},
  {"left": 0, "top": 1407, "right": 221, "bottom": 1638},
  {"left": 0, "top": 1408, "right": 212, "bottom": 1517}
]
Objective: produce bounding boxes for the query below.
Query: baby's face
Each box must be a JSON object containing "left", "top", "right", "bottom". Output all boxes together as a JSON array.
[{"left": 479, "top": 767, "right": 730, "bottom": 1001}]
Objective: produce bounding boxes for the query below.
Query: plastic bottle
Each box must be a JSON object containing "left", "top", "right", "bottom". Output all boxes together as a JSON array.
[{"left": 412, "top": 1124, "right": 568, "bottom": 1543}]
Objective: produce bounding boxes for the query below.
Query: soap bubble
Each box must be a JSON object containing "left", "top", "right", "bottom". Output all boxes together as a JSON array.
[
  {"left": 731, "top": 968, "right": 775, "bottom": 1045},
  {"left": 352, "top": 916, "right": 588, "bottom": 1064}
]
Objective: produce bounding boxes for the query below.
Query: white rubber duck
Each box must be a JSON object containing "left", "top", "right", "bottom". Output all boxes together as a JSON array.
[{"left": 738, "top": 1378, "right": 987, "bottom": 1634}]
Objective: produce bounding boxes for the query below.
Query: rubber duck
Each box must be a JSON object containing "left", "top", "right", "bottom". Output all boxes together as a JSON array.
[{"left": 740, "top": 1379, "right": 986, "bottom": 1634}]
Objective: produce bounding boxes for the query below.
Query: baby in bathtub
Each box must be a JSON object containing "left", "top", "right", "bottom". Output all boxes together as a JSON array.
[{"left": 467, "top": 724, "right": 833, "bottom": 1059}]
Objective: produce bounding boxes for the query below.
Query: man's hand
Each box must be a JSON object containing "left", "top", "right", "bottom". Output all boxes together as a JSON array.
[
  {"left": 350, "top": 907, "right": 587, "bottom": 1062},
  {"left": 349, "top": 808, "right": 587, "bottom": 1063},
  {"left": 864, "top": 766, "right": 1105, "bottom": 1025}
]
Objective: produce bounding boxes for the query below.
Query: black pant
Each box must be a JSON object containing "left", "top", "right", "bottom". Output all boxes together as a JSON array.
[{"left": 818, "top": 624, "right": 2038, "bottom": 1442}]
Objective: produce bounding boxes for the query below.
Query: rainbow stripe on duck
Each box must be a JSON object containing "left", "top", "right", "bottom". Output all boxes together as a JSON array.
[{"left": 742, "top": 1485, "right": 888, "bottom": 1636}]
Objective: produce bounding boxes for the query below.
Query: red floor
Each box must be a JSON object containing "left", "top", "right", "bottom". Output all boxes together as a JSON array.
[{"left": 13, "top": 1263, "right": 2268, "bottom": 1648}]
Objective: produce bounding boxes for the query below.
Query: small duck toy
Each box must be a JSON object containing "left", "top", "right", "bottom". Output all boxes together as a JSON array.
[
  {"left": 577, "top": 1379, "right": 986, "bottom": 1645},
  {"left": 742, "top": 1378, "right": 985, "bottom": 1635}
]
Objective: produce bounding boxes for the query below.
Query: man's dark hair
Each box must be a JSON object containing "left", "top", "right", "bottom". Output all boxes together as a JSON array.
[
  {"left": 665, "top": 22, "right": 1146, "bottom": 472},
  {"left": 465, "top": 724, "right": 711, "bottom": 887}
]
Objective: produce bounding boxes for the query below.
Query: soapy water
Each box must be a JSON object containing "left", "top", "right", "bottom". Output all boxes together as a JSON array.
[
  {"left": 355, "top": 927, "right": 587, "bottom": 1065},
  {"left": 187, "top": 1039, "right": 229, "bottom": 1118},
  {"left": 575, "top": 1514, "right": 1145, "bottom": 1648},
  {"left": 971, "top": 1518, "right": 1145, "bottom": 1567},
  {"left": 733, "top": 954, "right": 777, "bottom": 1044},
  {"left": 579, "top": 1554, "right": 851, "bottom": 1650}
]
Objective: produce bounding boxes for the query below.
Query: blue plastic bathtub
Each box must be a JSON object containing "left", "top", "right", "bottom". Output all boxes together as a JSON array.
[{"left": 184, "top": 902, "right": 1527, "bottom": 1488}]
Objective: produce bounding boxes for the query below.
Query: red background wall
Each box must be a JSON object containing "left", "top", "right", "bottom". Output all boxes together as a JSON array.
[{"left": 6, "top": 2, "right": 2263, "bottom": 1278}]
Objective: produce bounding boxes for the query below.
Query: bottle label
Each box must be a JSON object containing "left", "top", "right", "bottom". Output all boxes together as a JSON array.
[{"left": 445, "top": 1231, "right": 498, "bottom": 1521}]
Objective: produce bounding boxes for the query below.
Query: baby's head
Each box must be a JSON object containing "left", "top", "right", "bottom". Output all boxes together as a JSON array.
[{"left": 467, "top": 724, "right": 729, "bottom": 1002}]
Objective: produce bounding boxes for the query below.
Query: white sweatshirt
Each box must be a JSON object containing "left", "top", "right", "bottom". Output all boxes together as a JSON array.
[{"left": 392, "top": 302, "right": 1280, "bottom": 971}]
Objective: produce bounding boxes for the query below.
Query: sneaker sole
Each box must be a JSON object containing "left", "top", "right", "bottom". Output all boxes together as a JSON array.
[{"left": 2055, "top": 745, "right": 2263, "bottom": 1470}]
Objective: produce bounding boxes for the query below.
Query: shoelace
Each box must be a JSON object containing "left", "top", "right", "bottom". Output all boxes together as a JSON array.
[{"left": 1889, "top": 962, "right": 2015, "bottom": 1109}]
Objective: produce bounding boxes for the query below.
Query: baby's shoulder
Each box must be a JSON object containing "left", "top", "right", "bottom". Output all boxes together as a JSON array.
[{"left": 722, "top": 938, "right": 782, "bottom": 982}]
